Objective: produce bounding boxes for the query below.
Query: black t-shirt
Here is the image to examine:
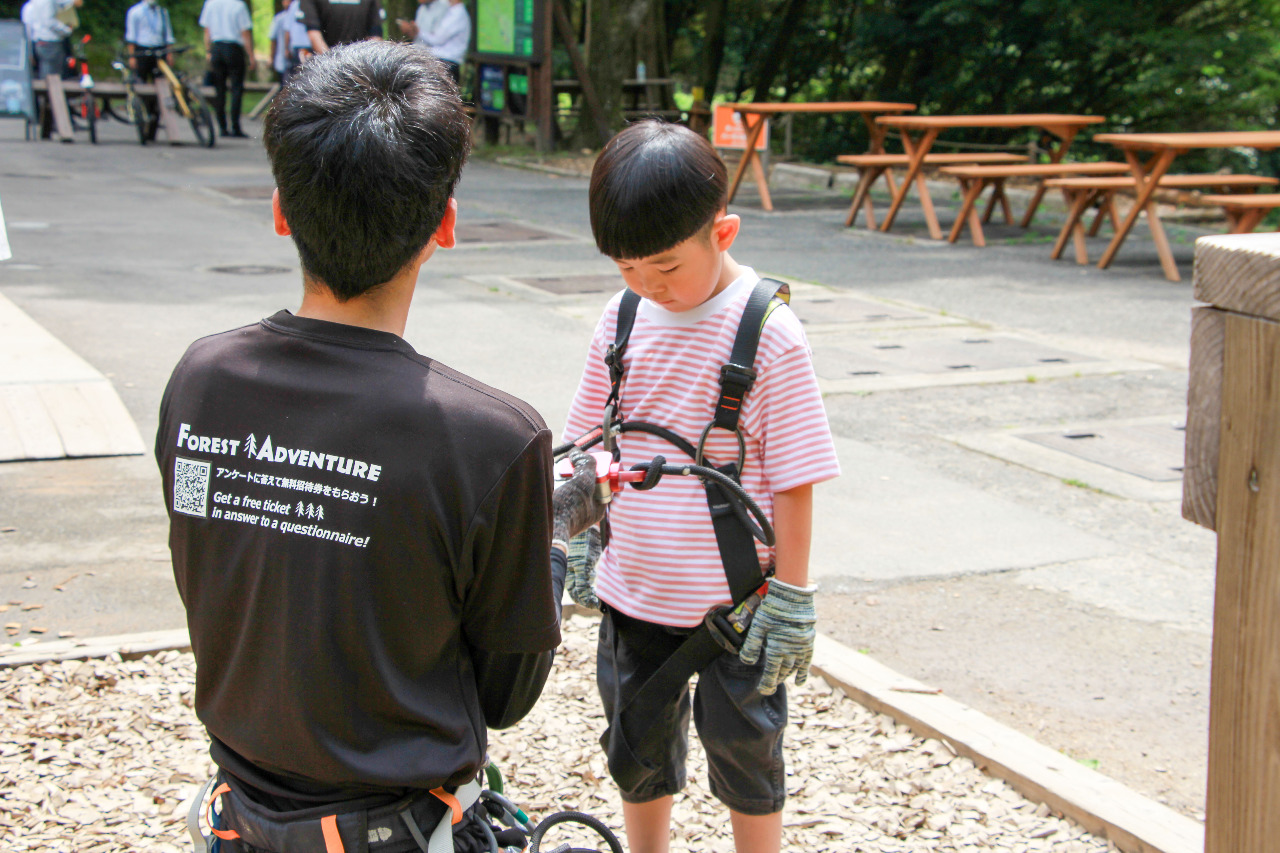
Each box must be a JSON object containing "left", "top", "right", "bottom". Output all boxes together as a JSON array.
[
  {"left": 156, "top": 311, "right": 560, "bottom": 798},
  {"left": 299, "top": 0, "right": 382, "bottom": 47}
]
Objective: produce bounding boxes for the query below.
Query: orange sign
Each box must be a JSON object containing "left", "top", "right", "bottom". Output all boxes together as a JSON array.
[{"left": 712, "top": 105, "right": 770, "bottom": 151}]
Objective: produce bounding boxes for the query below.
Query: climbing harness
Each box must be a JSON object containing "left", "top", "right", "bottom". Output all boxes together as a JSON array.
[
  {"left": 187, "top": 761, "right": 623, "bottom": 853},
  {"left": 553, "top": 277, "right": 792, "bottom": 790}
]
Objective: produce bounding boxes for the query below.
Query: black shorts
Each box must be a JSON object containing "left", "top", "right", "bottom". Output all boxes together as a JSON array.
[{"left": 596, "top": 606, "right": 787, "bottom": 815}]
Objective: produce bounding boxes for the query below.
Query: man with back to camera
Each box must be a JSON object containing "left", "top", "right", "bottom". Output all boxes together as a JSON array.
[
  {"left": 155, "top": 40, "right": 604, "bottom": 851},
  {"left": 21, "top": 0, "right": 83, "bottom": 80},
  {"left": 199, "top": 0, "right": 255, "bottom": 138}
]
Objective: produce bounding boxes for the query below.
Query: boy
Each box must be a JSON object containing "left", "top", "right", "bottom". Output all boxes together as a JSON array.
[
  {"left": 563, "top": 121, "right": 840, "bottom": 853},
  {"left": 156, "top": 42, "right": 603, "bottom": 847}
]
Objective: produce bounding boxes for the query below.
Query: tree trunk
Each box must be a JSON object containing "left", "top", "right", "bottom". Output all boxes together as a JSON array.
[
  {"left": 697, "top": 0, "right": 728, "bottom": 100},
  {"left": 741, "top": 0, "right": 809, "bottom": 101},
  {"left": 574, "top": 0, "right": 653, "bottom": 146}
]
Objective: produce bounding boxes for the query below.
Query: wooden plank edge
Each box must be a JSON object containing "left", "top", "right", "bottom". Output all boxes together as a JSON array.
[
  {"left": 1183, "top": 307, "right": 1225, "bottom": 530},
  {"left": 0, "top": 628, "right": 190, "bottom": 668},
  {"left": 811, "top": 633, "right": 1203, "bottom": 853}
]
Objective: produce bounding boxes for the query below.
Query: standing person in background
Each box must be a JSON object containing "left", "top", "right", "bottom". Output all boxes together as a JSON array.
[
  {"left": 124, "top": 0, "right": 174, "bottom": 82},
  {"left": 22, "top": 0, "right": 82, "bottom": 79},
  {"left": 395, "top": 0, "right": 446, "bottom": 55},
  {"left": 200, "top": 0, "right": 255, "bottom": 138},
  {"left": 416, "top": 0, "right": 467, "bottom": 84},
  {"left": 300, "top": 0, "right": 382, "bottom": 54},
  {"left": 268, "top": 0, "right": 294, "bottom": 83},
  {"left": 284, "top": 0, "right": 312, "bottom": 71}
]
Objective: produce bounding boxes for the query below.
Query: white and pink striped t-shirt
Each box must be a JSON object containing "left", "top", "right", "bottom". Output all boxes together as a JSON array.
[{"left": 563, "top": 267, "right": 841, "bottom": 627}]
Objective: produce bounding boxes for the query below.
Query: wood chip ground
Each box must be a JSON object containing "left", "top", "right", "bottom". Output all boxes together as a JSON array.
[{"left": 1, "top": 616, "right": 1116, "bottom": 852}]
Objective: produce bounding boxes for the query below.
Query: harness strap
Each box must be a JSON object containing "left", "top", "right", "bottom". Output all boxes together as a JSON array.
[
  {"left": 713, "top": 279, "right": 790, "bottom": 432},
  {"left": 320, "top": 814, "right": 345, "bottom": 853},
  {"left": 427, "top": 779, "right": 483, "bottom": 853},
  {"left": 604, "top": 289, "right": 642, "bottom": 415},
  {"left": 207, "top": 783, "right": 241, "bottom": 841}
]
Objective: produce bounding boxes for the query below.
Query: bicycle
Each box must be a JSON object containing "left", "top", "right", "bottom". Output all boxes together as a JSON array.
[
  {"left": 116, "top": 45, "right": 216, "bottom": 148},
  {"left": 68, "top": 34, "right": 96, "bottom": 144}
]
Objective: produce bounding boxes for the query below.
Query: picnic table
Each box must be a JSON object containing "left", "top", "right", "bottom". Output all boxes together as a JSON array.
[
  {"left": 725, "top": 101, "right": 916, "bottom": 212},
  {"left": 873, "top": 114, "right": 1105, "bottom": 238},
  {"left": 1091, "top": 132, "right": 1280, "bottom": 281}
]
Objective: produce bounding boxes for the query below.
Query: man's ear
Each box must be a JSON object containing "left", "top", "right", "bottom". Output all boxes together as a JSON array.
[
  {"left": 433, "top": 198, "right": 458, "bottom": 249},
  {"left": 272, "top": 188, "right": 291, "bottom": 236},
  {"left": 712, "top": 210, "right": 740, "bottom": 252}
]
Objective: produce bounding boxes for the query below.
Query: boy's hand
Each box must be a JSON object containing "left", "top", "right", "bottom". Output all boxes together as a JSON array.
[
  {"left": 565, "top": 527, "right": 601, "bottom": 611},
  {"left": 739, "top": 579, "right": 816, "bottom": 695},
  {"left": 552, "top": 448, "right": 607, "bottom": 543}
]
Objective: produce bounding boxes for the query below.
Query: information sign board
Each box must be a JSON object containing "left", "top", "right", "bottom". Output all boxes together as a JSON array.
[
  {"left": 712, "top": 105, "right": 769, "bottom": 151},
  {"left": 475, "top": 0, "right": 538, "bottom": 61},
  {"left": 0, "top": 20, "right": 35, "bottom": 123}
]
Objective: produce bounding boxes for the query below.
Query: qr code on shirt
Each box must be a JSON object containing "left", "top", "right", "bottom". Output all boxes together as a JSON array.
[{"left": 173, "top": 456, "right": 211, "bottom": 518}]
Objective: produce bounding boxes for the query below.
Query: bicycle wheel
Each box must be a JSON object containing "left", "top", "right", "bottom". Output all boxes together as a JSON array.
[
  {"left": 186, "top": 88, "right": 216, "bottom": 149},
  {"left": 129, "top": 93, "right": 150, "bottom": 145}
]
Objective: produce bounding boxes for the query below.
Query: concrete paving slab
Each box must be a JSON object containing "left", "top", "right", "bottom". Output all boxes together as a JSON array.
[
  {"left": 811, "top": 325, "right": 1158, "bottom": 394},
  {"left": 0, "top": 293, "right": 144, "bottom": 462},
  {"left": 1015, "top": 554, "right": 1213, "bottom": 635},
  {"left": 949, "top": 415, "right": 1187, "bottom": 502},
  {"left": 811, "top": 436, "right": 1116, "bottom": 584}
]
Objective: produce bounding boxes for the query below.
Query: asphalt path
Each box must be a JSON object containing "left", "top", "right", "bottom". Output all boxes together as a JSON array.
[{"left": 0, "top": 117, "right": 1216, "bottom": 820}]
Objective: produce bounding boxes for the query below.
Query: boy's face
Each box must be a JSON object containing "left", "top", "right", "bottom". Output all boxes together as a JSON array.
[{"left": 612, "top": 213, "right": 740, "bottom": 313}]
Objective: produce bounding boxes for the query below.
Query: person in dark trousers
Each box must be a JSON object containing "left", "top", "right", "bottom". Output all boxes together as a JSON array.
[
  {"left": 155, "top": 41, "right": 604, "bottom": 851},
  {"left": 199, "top": 0, "right": 255, "bottom": 137}
]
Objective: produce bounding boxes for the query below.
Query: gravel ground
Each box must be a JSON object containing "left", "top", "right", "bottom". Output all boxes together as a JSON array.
[{"left": 2, "top": 616, "right": 1116, "bottom": 852}]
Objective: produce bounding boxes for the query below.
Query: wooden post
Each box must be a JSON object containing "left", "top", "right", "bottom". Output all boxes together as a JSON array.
[
  {"left": 44, "top": 75, "right": 75, "bottom": 141},
  {"left": 1185, "top": 233, "right": 1280, "bottom": 852}
]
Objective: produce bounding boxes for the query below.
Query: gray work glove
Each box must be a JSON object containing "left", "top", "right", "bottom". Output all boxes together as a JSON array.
[
  {"left": 552, "top": 448, "right": 607, "bottom": 544},
  {"left": 739, "top": 579, "right": 817, "bottom": 696},
  {"left": 565, "top": 527, "right": 601, "bottom": 611}
]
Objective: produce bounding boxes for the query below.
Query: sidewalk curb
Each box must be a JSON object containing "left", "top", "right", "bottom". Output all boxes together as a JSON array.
[{"left": 1, "top": 619, "right": 1203, "bottom": 853}]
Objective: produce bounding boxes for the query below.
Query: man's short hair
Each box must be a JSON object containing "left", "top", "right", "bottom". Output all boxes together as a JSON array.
[
  {"left": 589, "top": 120, "right": 728, "bottom": 260},
  {"left": 264, "top": 41, "right": 471, "bottom": 301}
]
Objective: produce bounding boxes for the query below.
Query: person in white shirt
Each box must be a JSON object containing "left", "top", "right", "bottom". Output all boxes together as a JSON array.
[
  {"left": 199, "top": 0, "right": 255, "bottom": 137},
  {"left": 22, "top": 0, "right": 82, "bottom": 79},
  {"left": 418, "top": 0, "right": 468, "bottom": 83},
  {"left": 268, "top": 1, "right": 292, "bottom": 82},
  {"left": 285, "top": 0, "right": 312, "bottom": 71},
  {"left": 124, "top": 0, "right": 174, "bottom": 82},
  {"left": 396, "top": 0, "right": 446, "bottom": 55}
]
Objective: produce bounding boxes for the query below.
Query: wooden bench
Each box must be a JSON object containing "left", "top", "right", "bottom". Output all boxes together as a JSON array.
[
  {"left": 1044, "top": 174, "right": 1280, "bottom": 264},
  {"left": 1198, "top": 193, "right": 1280, "bottom": 234},
  {"left": 836, "top": 152, "right": 1028, "bottom": 229},
  {"left": 937, "top": 161, "right": 1133, "bottom": 245}
]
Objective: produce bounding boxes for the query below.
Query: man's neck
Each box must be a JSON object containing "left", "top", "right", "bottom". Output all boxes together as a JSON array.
[{"left": 296, "top": 269, "right": 418, "bottom": 337}]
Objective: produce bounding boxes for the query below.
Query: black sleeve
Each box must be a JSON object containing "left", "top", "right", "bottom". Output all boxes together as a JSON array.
[
  {"left": 472, "top": 548, "right": 566, "bottom": 728},
  {"left": 462, "top": 430, "right": 560, "bottom": 654},
  {"left": 299, "top": 0, "right": 321, "bottom": 31},
  {"left": 366, "top": 0, "right": 382, "bottom": 37}
]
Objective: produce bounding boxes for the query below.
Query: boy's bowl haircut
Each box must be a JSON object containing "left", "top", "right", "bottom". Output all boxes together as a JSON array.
[
  {"left": 263, "top": 41, "right": 471, "bottom": 301},
  {"left": 590, "top": 120, "right": 728, "bottom": 260}
]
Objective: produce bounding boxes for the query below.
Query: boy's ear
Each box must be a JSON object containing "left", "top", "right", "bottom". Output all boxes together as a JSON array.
[
  {"left": 433, "top": 198, "right": 458, "bottom": 250},
  {"left": 272, "top": 188, "right": 291, "bottom": 236},
  {"left": 712, "top": 211, "right": 740, "bottom": 252}
]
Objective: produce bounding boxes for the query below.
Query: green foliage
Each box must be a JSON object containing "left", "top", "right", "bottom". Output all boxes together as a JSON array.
[{"left": 658, "top": 0, "right": 1280, "bottom": 169}]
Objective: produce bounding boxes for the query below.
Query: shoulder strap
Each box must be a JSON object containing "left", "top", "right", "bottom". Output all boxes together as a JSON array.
[
  {"left": 713, "top": 278, "right": 790, "bottom": 431},
  {"left": 603, "top": 289, "right": 641, "bottom": 415}
]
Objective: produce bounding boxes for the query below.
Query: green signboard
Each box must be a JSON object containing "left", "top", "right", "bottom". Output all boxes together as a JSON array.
[{"left": 474, "top": 0, "right": 537, "bottom": 61}]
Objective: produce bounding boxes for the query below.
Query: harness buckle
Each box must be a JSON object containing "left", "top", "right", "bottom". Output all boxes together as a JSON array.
[
  {"left": 696, "top": 421, "right": 746, "bottom": 472},
  {"left": 703, "top": 581, "right": 769, "bottom": 654}
]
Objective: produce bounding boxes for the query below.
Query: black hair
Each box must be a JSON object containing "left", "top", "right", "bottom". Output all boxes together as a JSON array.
[
  {"left": 263, "top": 41, "right": 471, "bottom": 301},
  {"left": 589, "top": 120, "right": 728, "bottom": 260}
]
